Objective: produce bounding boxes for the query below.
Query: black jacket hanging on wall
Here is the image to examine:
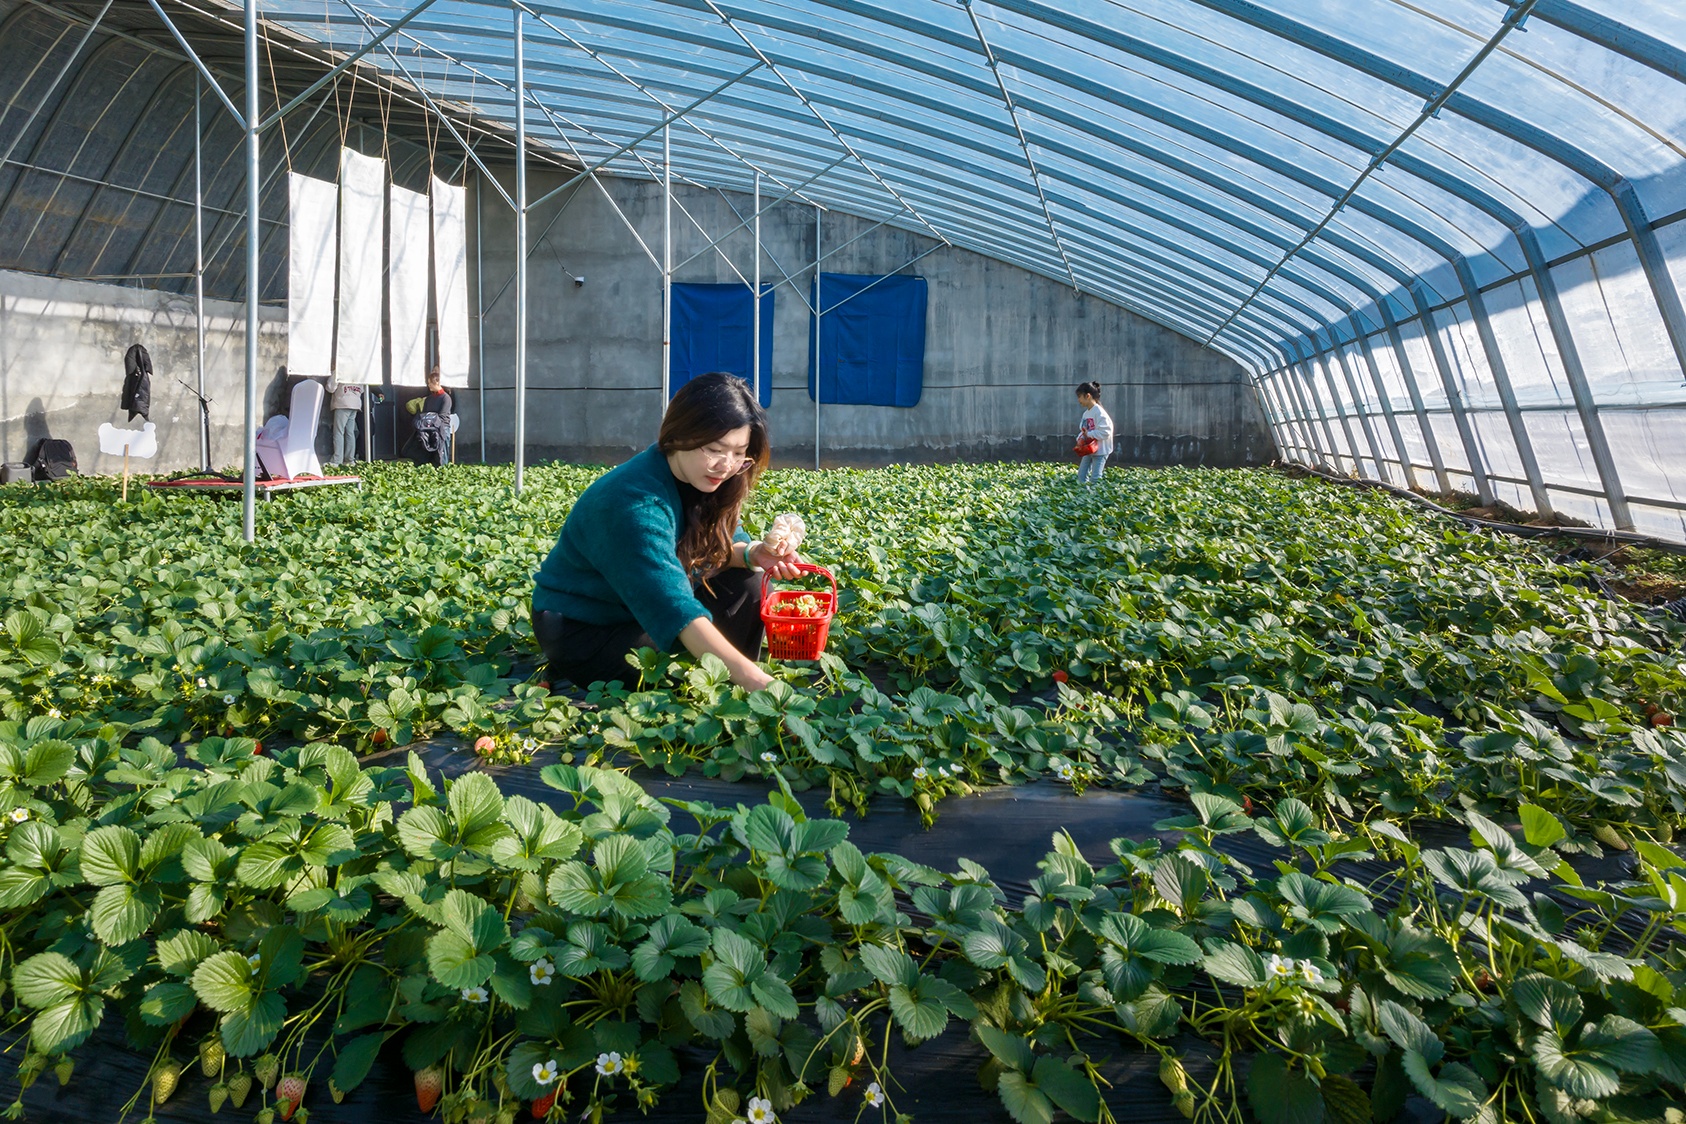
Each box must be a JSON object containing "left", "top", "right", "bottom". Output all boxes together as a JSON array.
[{"left": 122, "top": 344, "right": 152, "bottom": 421}]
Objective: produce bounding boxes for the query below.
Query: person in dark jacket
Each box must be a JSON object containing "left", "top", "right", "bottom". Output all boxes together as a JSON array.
[
  {"left": 531, "top": 373, "right": 804, "bottom": 692},
  {"left": 122, "top": 344, "right": 152, "bottom": 421}
]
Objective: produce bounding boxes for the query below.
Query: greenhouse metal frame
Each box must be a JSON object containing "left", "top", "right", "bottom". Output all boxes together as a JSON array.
[{"left": 6, "top": 0, "right": 1684, "bottom": 542}]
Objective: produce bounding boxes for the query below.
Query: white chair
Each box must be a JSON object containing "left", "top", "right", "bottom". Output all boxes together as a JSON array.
[{"left": 256, "top": 379, "right": 326, "bottom": 479}]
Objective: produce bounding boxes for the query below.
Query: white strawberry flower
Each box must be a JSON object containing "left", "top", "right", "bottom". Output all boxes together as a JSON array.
[
  {"left": 223, "top": 695, "right": 234, "bottom": 705},
  {"left": 461, "top": 985, "right": 489, "bottom": 1003},
  {"left": 197, "top": 678, "right": 207, "bottom": 688},
  {"left": 864, "top": 1081, "right": 885, "bottom": 1107},
  {"left": 47, "top": 708, "right": 61, "bottom": 719},
  {"left": 1300, "top": 961, "right": 1324, "bottom": 985},
  {"left": 912, "top": 766, "right": 928, "bottom": 779},
  {"left": 946, "top": 762, "right": 963, "bottom": 776},
  {"left": 595, "top": 1051, "right": 623, "bottom": 1076},
  {"left": 246, "top": 953, "right": 262, "bottom": 973},
  {"left": 9, "top": 807, "right": 29, "bottom": 823},
  {"left": 530, "top": 958, "right": 556, "bottom": 986},
  {"left": 1266, "top": 954, "right": 1295, "bottom": 981},
  {"left": 760, "top": 751, "right": 778, "bottom": 764},
  {"left": 746, "top": 1097, "right": 777, "bottom": 1124},
  {"left": 532, "top": 1059, "right": 559, "bottom": 1086}
]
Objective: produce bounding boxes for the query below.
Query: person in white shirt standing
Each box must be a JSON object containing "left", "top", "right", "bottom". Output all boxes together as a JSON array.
[
  {"left": 1075, "top": 380, "right": 1114, "bottom": 484},
  {"left": 326, "top": 371, "right": 364, "bottom": 466}
]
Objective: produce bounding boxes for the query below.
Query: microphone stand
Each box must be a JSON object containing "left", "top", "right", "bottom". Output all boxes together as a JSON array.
[{"left": 177, "top": 377, "right": 212, "bottom": 471}]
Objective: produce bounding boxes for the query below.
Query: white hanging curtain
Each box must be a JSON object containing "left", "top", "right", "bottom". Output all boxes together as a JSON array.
[
  {"left": 335, "top": 148, "right": 386, "bottom": 385},
  {"left": 285, "top": 172, "right": 337, "bottom": 377},
  {"left": 389, "top": 184, "right": 431, "bottom": 388},
  {"left": 431, "top": 175, "right": 470, "bottom": 388}
]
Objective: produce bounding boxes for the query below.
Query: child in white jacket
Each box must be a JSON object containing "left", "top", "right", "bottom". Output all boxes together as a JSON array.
[{"left": 1075, "top": 380, "right": 1113, "bottom": 484}]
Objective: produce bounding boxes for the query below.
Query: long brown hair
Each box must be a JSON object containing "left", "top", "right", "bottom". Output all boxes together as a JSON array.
[{"left": 658, "top": 373, "right": 770, "bottom": 577}]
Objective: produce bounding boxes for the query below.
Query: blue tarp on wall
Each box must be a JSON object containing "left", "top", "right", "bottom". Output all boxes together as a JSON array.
[
  {"left": 807, "top": 273, "right": 927, "bottom": 407},
  {"left": 671, "top": 282, "right": 774, "bottom": 406}
]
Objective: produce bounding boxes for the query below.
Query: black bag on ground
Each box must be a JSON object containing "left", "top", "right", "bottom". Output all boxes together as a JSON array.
[
  {"left": 409, "top": 411, "right": 451, "bottom": 467},
  {"left": 28, "top": 438, "right": 77, "bottom": 481}
]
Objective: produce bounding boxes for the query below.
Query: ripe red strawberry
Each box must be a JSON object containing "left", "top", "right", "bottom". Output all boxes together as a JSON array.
[
  {"left": 1655, "top": 712, "right": 1675, "bottom": 728},
  {"left": 371, "top": 729, "right": 388, "bottom": 745},
  {"left": 1052, "top": 670, "right": 1068, "bottom": 684},
  {"left": 415, "top": 1066, "right": 443, "bottom": 1113},
  {"left": 254, "top": 739, "right": 265, "bottom": 755},
  {"left": 531, "top": 1090, "right": 557, "bottom": 1118},
  {"left": 275, "top": 1073, "right": 307, "bottom": 1120}
]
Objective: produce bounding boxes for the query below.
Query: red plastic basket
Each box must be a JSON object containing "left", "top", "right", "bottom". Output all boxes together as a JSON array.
[{"left": 759, "top": 563, "right": 837, "bottom": 661}]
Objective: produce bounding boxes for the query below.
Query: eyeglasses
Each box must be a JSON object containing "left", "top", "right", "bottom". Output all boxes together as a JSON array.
[{"left": 699, "top": 447, "right": 752, "bottom": 473}]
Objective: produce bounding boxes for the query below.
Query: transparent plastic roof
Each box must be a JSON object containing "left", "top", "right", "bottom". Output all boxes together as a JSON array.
[{"left": 250, "top": 0, "right": 1686, "bottom": 375}]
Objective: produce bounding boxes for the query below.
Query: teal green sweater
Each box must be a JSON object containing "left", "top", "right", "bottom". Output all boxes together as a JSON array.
[{"left": 532, "top": 445, "right": 749, "bottom": 651}]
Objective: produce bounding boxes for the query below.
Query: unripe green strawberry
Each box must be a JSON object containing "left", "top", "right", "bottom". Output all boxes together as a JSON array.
[
  {"left": 53, "top": 1057, "right": 73, "bottom": 1086},
  {"left": 208, "top": 1084, "right": 229, "bottom": 1114},
  {"left": 276, "top": 1073, "right": 307, "bottom": 1120},
  {"left": 827, "top": 1065, "right": 850, "bottom": 1096},
  {"left": 227, "top": 1070, "right": 254, "bottom": 1107},
  {"left": 1159, "top": 1055, "right": 1188, "bottom": 1095},
  {"left": 1593, "top": 823, "right": 1629, "bottom": 851},
  {"left": 255, "top": 1054, "right": 281, "bottom": 1090},
  {"left": 152, "top": 1059, "right": 183, "bottom": 1105},
  {"left": 294, "top": 1109, "right": 310, "bottom": 1124},
  {"left": 17, "top": 1052, "right": 46, "bottom": 1090},
  {"left": 1173, "top": 1089, "right": 1197, "bottom": 1119},
  {"left": 256, "top": 1110, "right": 275, "bottom": 1124},
  {"left": 200, "top": 1035, "right": 226, "bottom": 1077}
]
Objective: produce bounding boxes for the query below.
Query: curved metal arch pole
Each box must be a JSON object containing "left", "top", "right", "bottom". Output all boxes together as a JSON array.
[
  {"left": 1307, "top": 343, "right": 1369, "bottom": 478},
  {"left": 241, "top": 0, "right": 258, "bottom": 541},
  {"left": 1409, "top": 284, "right": 1493, "bottom": 504},
  {"left": 195, "top": 70, "right": 208, "bottom": 470},
  {"left": 1611, "top": 182, "right": 1686, "bottom": 383},
  {"left": 1375, "top": 300, "right": 1451, "bottom": 493},
  {"left": 1453, "top": 257, "right": 1552, "bottom": 517},
  {"left": 1329, "top": 337, "right": 1394, "bottom": 484},
  {"left": 1512, "top": 226, "right": 1632, "bottom": 528},
  {"left": 1348, "top": 316, "right": 1417, "bottom": 490},
  {"left": 513, "top": 3, "right": 528, "bottom": 496}
]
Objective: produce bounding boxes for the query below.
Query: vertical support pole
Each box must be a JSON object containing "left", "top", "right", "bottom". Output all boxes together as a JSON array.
[
  {"left": 1410, "top": 283, "right": 1493, "bottom": 504},
  {"left": 1612, "top": 180, "right": 1686, "bottom": 385},
  {"left": 1331, "top": 338, "right": 1392, "bottom": 483},
  {"left": 241, "top": 0, "right": 259, "bottom": 542},
  {"left": 661, "top": 124, "right": 672, "bottom": 408},
  {"left": 1283, "top": 344, "right": 1338, "bottom": 470},
  {"left": 1455, "top": 257, "right": 1552, "bottom": 517},
  {"left": 194, "top": 71, "right": 208, "bottom": 471},
  {"left": 475, "top": 168, "right": 486, "bottom": 464},
  {"left": 362, "top": 385, "right": 371, "bottom": 463},
  {"left": 1257, "top": 373, "right": 1297, "bottom": 460},
  {"left": 513, "top": 4, "right": 528, "bottom": 495},
  {"left": 1349, "top": 316, "right": 1417, "bottom": 490},
  {"left": 1378, "top": 298, "right": 1451, "bottom": 493},
  {"left": 752, "top": 170, "right": 761, "bottom": 403},
  {"left": 1513, "top": 226, "right": 1633, "bottom": 529},
  {"left": 813, "top": 207, "right": 821, "bottom": 471},
  {"left": 1309, "top": 343, "right": 1366, "bottom": 477},
  {"left": 1270, "top": 369, "right": 1318, "bottom": 463}
]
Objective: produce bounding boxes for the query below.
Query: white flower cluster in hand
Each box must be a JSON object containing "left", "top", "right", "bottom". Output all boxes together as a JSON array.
[
  {"left": 762, "top": 513, "right": 806, "bottom": 555},
  {"left": 1265, "top": 954, "right": 1323, "bottom": 986}
]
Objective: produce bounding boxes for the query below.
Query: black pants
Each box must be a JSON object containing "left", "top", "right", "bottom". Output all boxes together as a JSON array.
[{"left": 533, "top": 568, "right": 764, "bottom": 689}]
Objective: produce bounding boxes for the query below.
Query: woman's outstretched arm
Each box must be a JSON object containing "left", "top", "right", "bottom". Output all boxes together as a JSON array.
[{"left": 678, "top": 615, "right": 772, "bottom": 691}]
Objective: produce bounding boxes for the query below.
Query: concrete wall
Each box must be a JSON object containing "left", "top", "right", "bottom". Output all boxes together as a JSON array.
[
  {"left": 464, "top": 170, "right": 1276, "bottom": 468},
  {"left": 0, "top": 268, "right": 290, "bottom": 475}
]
